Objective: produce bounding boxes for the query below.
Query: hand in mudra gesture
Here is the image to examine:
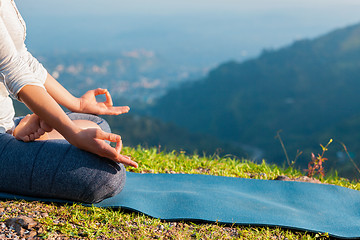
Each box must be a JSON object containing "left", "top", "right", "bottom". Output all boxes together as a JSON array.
[
  {"left": 79, "top": 88, "right": 130, "bottom": 115},
  {"left": 17, "top": 82, "right": 137, "bottom": 167},
  {"left": 70, "top": 127, "right": 138, "bottom": 168}
]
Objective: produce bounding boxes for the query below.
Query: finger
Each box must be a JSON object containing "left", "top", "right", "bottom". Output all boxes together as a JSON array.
[
  {"left": 93, "top": 88, "right": 113, "bottom": 107},
  {"left": 104, "top": 90, "right": 113, "bottom": 107},
  {"left": 93, "top": 88, "right": 107, "bottom": 96},
  {"left": 103, "top": 106, "right": 130, "bottom": 115},
  {"left": 115, "top": 138, "right": 122, "bottom": 154},
  {"left": 96, "top": 143, "right": 137, "bottom": 167},
  {"left": 86, "top": 129, "right": 136, "bottom": 166},
  {"left": 116, "top": 154, "right": 138, "bottom": 168},
  {"left": 93, "top": 140, "right": 120, "bottom": 159},
  {"left": 93, "top": 139, "right": 122, "bottom": 158},
  {"left": 94, "top": 130, "right": 122, "bottom": 143},
  {"left": 93, "top": 88, "right": 110, "bottom": 102}
]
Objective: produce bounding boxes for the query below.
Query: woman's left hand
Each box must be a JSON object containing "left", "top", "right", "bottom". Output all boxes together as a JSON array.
[{"left": 78, "top": 88, "right": 130, "bottom": 115}]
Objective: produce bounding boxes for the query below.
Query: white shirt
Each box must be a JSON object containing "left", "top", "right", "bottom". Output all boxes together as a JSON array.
[{"left": 0, "top": 0, "right": 47, "bottom": 133}]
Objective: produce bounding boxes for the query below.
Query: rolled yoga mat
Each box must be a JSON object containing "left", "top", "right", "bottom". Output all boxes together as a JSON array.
[{"left": 1, "top": 172, "right": 360, "bottom": 239}]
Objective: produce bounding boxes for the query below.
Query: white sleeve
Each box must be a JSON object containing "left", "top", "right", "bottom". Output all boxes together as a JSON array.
[
  {"left": 23, "top": 50, "right": 48, "bottom": 85},
  {"left": 0, "top": 17, "right": 46, "bottom": 101}
]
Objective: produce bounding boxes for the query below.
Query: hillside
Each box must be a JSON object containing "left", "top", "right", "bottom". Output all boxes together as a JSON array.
[
  {"left": 152, "top": 22, "right": 360, "bottom": 178},
  {"left": 103, "top": 114, "right": 245, "bottom": 157},
  {"left": 12, "top": 101, "right": 245, "bottom": 158}
]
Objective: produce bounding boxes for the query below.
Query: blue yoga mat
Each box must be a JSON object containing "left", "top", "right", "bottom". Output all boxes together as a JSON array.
[{"left": 1, "top": 172, "right": 360, "bottom": 239}]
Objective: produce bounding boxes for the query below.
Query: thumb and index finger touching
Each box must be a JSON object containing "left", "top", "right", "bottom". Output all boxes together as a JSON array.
[
  {"left": 94, "top": 88, "right": 113, "bottom": 107},
  {"left": 96, "top": 130, "right": 138, "bottom": 168},
  {"left": 85, "top": 89, "right": 136, "bottom": 167},
  {"left": 93, "top": 88, "right": 130, "bottom": 115}
]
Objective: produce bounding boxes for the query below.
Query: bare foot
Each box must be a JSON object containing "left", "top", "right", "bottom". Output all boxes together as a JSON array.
[
  {"left": 39, "top": 118, "right": 53, "bottom": 132},
  {"left": 13, "top": 114, "right": 53, "bottom": 142}
]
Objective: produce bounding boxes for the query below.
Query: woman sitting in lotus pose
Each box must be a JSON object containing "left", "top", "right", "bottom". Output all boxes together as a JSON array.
[{"left": 0, "top": 0, "right": 137, "bottom": 203}]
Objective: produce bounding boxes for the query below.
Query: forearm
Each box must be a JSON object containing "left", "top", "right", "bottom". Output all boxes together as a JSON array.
[
  {"left": 18, "top": 84, "right": 80, "bottom": 142},
  {"left": 44, "top": 73, "right": 81, "bottom": 112},
  {"left": 18, "top": 83, "right": 138, "bottom": 167}
]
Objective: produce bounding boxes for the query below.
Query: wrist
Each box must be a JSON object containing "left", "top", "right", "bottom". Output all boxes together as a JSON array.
[
  {"left": 63, "top": 128, "right": 83, "bottom": 147},
  {"left": 53, "top": 120, "right": 82, "bottom": 143},
  {"left": 67, "top": 97, "right": 82, "bottom": 112}
]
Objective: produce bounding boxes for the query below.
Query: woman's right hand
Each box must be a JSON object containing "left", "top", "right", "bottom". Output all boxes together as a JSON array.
[
  {"left": 18, "top": 85, "right": 137, "bottom": 167},
  {"left": 68, "top": 128, "right": 138, "bottom": 168}
]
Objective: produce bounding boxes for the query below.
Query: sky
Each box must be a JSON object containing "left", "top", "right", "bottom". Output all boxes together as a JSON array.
[
  {"left": 16, "top": 0, "right": 360, "bottom": 67},
  {"left": 17, "top": 0, "right": 360, "bottom": 17}
]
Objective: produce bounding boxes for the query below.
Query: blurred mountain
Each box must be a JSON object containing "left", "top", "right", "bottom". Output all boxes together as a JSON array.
[
  {"left": 152, "top": 22, "right": 360, "bottom": 178},
  {"left": 13, "top": 101, "right": 246, "bottom": 159},
  {"left": 103, "top": 114, "right": 246, "bottom": 158},
  {"left": 36, "top": 50, "right": 206, "bottom": 103}
]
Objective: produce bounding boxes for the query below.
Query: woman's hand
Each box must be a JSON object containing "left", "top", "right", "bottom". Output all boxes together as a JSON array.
[
  {"left": 44, "top": 74, "right": 129, "bottom": 115},
  {"left": 69, "top": 127, "right": 138, "bottom": 168},
  {"left": 78, "top": 88, "right": 130, "bottom": 115},
  {"left": 18, "top": 85, "right": 138, "bottom": 168}
]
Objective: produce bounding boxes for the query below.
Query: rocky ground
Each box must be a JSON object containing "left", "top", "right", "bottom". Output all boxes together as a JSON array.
[
  {"left": 0, "top": 201, "right": 61, "bottom": 239},
  {"left": 0, "top": 216, "right": 43, "bottom": 239}
]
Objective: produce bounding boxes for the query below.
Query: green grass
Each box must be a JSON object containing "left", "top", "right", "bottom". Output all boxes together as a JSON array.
[{"left": 1, "top": 146, "right": 359, "bottom": 239}]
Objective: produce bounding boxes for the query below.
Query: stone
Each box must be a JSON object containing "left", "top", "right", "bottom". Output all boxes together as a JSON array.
[
  {"left": 17, "top": 216, "right": 37, "bottom": 229},
  {"left": 5, "top": 216, "right": 39, "bottom": 238}
]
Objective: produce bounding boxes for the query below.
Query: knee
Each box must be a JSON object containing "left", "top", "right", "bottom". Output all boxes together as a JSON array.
[
  {"left": 72, "top": 120, "right": 102, "bottom": 130},
  {"left": 82, "top": 163, "right": 127, "bottom": 204},
  {"left": 66, "top": 112, "right": 111, "bottom": 133}
]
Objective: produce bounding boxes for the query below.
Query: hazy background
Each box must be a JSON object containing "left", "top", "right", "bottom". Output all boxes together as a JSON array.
[
  {"left": 13, "top": 0, "right": 360, "bottom": 178},
  {"left": 17, "top": 0, "right": 360, "bottom": 67}
]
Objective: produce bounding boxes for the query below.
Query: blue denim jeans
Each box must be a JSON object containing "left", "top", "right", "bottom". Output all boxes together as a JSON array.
[{"left": 0, "top": 113, "right": 126, "bottom": 203}]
